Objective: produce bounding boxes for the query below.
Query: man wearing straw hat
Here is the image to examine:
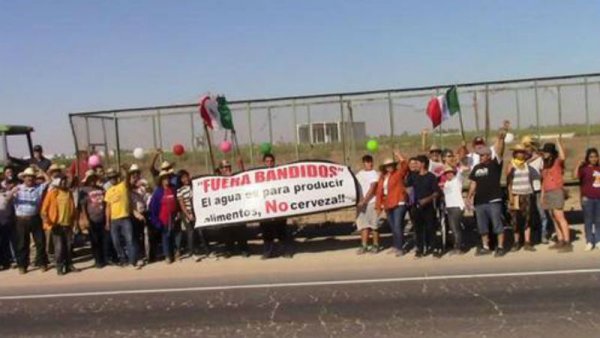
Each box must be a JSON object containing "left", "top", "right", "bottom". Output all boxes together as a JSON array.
[
  {"left": 12, "top": 166, "right": 51, "bottom": 274},
  {"left": 80, "top": 169, "right": 111, "bottom": 268},
  {"left": 507, "top": 144, "right": 539, "bottom": 252},
  {"left": 104, "top": 165, "right": 139, "bottom": 268}
]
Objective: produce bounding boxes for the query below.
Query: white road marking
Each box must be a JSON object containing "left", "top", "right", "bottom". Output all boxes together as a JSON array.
[{"left": 1, "top": 268, "right": 599, "bottom": 300}]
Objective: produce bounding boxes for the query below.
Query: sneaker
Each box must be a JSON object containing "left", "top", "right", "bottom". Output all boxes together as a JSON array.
[
  {"left": 494, "top": 248, "right": 507, "bottom": 257},
  {"left": 585, "top": 243, "right": 594, "bottom": 251},
  {"left": 476, "top": 247, "right": 492, "bottom": 256},
  {"left": 66, "top": 265, "right": 81, "bottom": 273},
  {"left": 523, "top": 243, "right": 536, "bottom": 252},
  {"left": 175, "top": 251, "right": 182, "bottom": 261},
  {"left": 356, "top": 246, "right": 368, "bottom": 255},
  {"left": 18, "top": 267, "right": 27, "bottom": 275},
  {"left": 511, "top": 243, "right": 521, "bottom": 252},
  {"left": 414, "top": 251, "right": 423, "bottom": 259},
  {"left": 549, "top": 241, "right": 564, "bottom": 250},
  {"left": 394, "top": 249, "right": 405, "bottom": 257},
  {"left": 39, "top": 264, "right": 49, "bottom": 273},
  {"left": 541, "top": 237, "right": 549, "bottom": 245},
  {"left": 370, "top": 245, "right": 383, "bottom": 254},
  {"left": 558, "top": 243, "right": 573, "bottom": 253}
]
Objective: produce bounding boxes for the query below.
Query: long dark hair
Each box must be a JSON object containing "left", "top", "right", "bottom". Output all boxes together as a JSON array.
[
  {"left": 584, "top": 148, "right": 599, "bottom": 166},
  {"left": 542, "top": 143, "right": 558, "bottom": 169}
]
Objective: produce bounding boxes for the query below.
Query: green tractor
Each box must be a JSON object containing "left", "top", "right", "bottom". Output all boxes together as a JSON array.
[{"left": 0, "top": 124, "right": 35, "bottom": 174}]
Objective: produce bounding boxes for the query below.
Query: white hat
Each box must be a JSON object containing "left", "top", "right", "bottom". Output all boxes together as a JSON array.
[
  {"left": 128, "top": 164, "right": 141, "bottom": 173},
  {"left": 160, "top": 161, "right": 173, "bottom": 170},
  {"left": 158, "top": 169, "right": 174, "bottom": 178},
  {"left": 83, "top": 169, "right": 97, "bottom": 184},
  {"left": 18, "top": 167, "right": 37, "bottom": 179},
  {"left": 379, "top": 158, "right": 397, "bottom": 171}
]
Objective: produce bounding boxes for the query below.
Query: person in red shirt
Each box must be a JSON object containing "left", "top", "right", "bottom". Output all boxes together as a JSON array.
[
  {"left": 574, "top": 148, "right": 600, "bottom": 251},
  {"left": 541, "top": 140, "right": 571, "bottom": 252},
  {"left": 149, "top": 170, "right": 179, "bottom": 264}
]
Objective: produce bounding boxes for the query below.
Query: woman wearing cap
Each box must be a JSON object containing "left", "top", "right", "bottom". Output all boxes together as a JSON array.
[
  {"left": 149, "top": 169, "right": 180, "bottom": 263},
  {"left": 574, "top": 148, "right": 600, "bottom": 251},
  {"left": 507, "top": 144, "right": 539, "bottom": 252},
  {"left": 541, "top": 140, "right": 572, "bottom": 252},
  {"left": 375, "top": 151, "right": 409, "bottom": 256},
  {"left": 80, "top": 170, "right": 110, "bottom": 268},
  {"left": 441, "top": 165, "right": 465, "bottom": 254}
]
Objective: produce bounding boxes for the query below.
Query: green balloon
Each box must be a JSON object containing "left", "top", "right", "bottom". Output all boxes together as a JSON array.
[
  {"left": 366, "top": 139, "right": 379, "bottom": 152},
  {"left": 259, "top": 142, "right": 272, "bottom": 155}
]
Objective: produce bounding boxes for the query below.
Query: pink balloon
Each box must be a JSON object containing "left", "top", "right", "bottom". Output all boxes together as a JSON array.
[
  {"left": 219, "top": 140, "right": 233, "bottom": 153},
  {"left": 88, "top": 154, "right": 102, "bottom": 168}
]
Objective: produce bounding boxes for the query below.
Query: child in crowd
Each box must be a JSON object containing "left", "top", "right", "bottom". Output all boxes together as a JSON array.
[{"left": 355, "top": 155, "right": 381, "bottom": 254}]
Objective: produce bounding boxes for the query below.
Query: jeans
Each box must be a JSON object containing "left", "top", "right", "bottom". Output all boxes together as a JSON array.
[
  {"left": 110, "top": 217, "right": 137, "bottom": 266},
  {"left": 88, "top": 219, "right": 111, "bottom": 266},
  {"left": 15, "top": 216, "right": 48, "bottom": 268},
  {"left": 474, "top": 202, "right": 504, "bottom": 235},
  {"left": 413, "top": 205, "right": 437, "bottom": 253},
  {"left": 535, "top": 191, "right": 549, "bottom": 238},
  {"left": 51, "top": 226, "right": 73, "bottom": 270},
  {"left": 386, "top": 205, "right": 407, "bottom": 251},
  {"left": 446, "top": 207, "right": 464, "bottom": 250},
  {"left": 161, "top": 226, "right": 178, "bottom": 260},
  {"left": 0, "top": 222, "right": 13, "bottom": 267},
  {"left": 176, "top": 218, "right": 210, "bottom": 255},
  {"left": 144, "top": 221, "right": 160, "bottom": 262},
  {"left": 582, "top": 197, "right": 600, "bottom": 244}
]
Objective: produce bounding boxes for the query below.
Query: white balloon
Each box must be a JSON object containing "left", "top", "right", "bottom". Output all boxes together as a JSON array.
[
  {"left": 504, "top": 132, "right": 515, "bottom": 144},
  {"left": 108, "top": 149, "right": 115, "bottom": 157},
  {"left": 97, "top": 150, "right": 105, "bottom": 158},
  {"left": 133, "top": 147, "right": 145, "bottom": 160}
]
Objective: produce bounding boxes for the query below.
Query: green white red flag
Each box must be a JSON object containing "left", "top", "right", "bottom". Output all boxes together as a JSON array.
[{"left": 426, "top": 86, "right": 460, "bottom": 128}]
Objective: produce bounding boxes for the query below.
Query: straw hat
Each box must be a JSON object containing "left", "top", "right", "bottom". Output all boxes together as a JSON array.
[
  {"left": 429, "top": 145, "right": 442, "bottom": 153},
  {"left": 160, "top": 161, "right": 173, "bottom": 170},
  {"left": 18, "top": 167, "right": 36, "bottom": 179},
  {"left": 379, "top": 158, "right": 398, "bottom": 171},
  {"left": 158, "top": 169, "right": 175, "bottom": 179},
  {"left": 82, "top": 169, "right": 97, "bottom": 184},
  {"left": 128, "top": 164, "right": 141, "bottom": 173},
  {"left": 443, "top": 165, "right": 457, "bottom": 175},
  {"left": 511, "top": 144, "right": 527, "bottom": 153},
  {"left": 219, "top": 160, "right": 231, "bottom": 169},
  {"left": 105, "top": 168, "right": 119, "bottom": 179},
  {"left": 48, "top": 163, "right": 65, "bottom": 173}
]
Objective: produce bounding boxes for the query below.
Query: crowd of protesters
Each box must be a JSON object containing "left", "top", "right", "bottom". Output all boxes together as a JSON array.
[
  {"left": 0, "top": 124, "right": 599, "bottom": 276},
  {"left": 355, "top": 122, "right": 600, "bottom": 258}
]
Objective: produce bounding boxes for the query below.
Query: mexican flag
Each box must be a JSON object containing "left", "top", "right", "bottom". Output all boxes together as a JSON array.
[
  {"left": 426, "top": 86, "right": 460, "bottom": 128},
  {"left": 199, "top": 95, "right": 234, "bottom": 130}
]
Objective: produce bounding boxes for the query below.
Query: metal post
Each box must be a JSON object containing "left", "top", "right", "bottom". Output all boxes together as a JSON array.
[
  {"left": 292, "top": 100, "right": 299, "bottom": 161},
  {"left": 347, "top": 100, "right": 356, "bottom": 165},
  {"left": 339, "top": 96, "right": 347, "bottom": 165},
  {"left": 157, "top": 109, "right": 163, "bottom": 150},
  {"left": 84, "top": 117, "right": 91, "bottom": 151},
  {"left": 584, "top": 77, "right": 590, "bottom": 147},
  {"left": 246, "top": 103, "right": 254, "bottom": 166},
  {"left": 267, "top": 106, "right": 273, "bottom": 144},
  {"left": 152, "top": 115, "right": 158, "bottom": 149},
  {"left": 436, "top": 88, "right": 442, "bottom": 148},
  {"left": 113, "top": 112, "right": 121, "bottom": 168},
  {"left": 484, "top": 85, "right": 490, "bottom": 143},
  {"left": 387, "top": 92, "right": 394, "bottom": 138},
  {"left": 190, "top": 111, "right": 196, "bottom": 162},
  {"left": 101, "top": 118, "right": 108, "bottom": 166},
  {"left": 515, "top": 89, "right": 521, "bottom": 131},
  {"left": 557, "top": 85, "right": 562, "bottom": 139},
  {"left": 534, "top": 81, "right": 541, "bottom": 139}
]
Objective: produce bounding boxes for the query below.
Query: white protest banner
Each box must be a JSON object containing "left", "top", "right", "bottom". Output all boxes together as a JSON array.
[{"left": 192, "top": 161, "right": 358, "bottom": 228}]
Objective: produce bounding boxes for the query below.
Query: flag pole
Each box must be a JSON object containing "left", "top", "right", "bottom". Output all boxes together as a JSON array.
[
  {"left": 232, "top": 129, "right": 245, "bottom": 171},
  {"left": 458, "top": 109, "right": 466, "bottom": 143},
  {"left": 203, "top": 123, "right": 217, "bottom": 173}
]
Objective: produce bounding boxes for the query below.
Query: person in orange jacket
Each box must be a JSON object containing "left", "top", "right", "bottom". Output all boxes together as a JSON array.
[
  {"left": 375, "top": 151, "right": 409, "bottom": 256},
  {"left": 41, "top": 175, "right": 78, "bottom": 275}
]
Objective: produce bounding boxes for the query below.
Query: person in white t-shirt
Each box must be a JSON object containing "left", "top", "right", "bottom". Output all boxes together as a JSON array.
[
  {"left": 441, "top": 165, "right": 466, "bottom": 254},
  {"left": 355, "top": 155, "right": 381, "bottom": 254}
]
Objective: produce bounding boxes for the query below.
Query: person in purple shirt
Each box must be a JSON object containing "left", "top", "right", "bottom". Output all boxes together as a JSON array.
[{"left": 575, "top": 148, "right": 600, "bottom": 251}]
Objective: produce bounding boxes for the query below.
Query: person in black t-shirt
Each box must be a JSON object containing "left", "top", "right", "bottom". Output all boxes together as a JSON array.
[
  {"left": 467, "top": 130, "right": 507, "bottom": 257},
  {"left": 406, "top": 155, "right": 440, "bottom": 257}
]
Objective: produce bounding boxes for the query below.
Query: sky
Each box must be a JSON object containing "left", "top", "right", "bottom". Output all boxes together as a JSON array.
[{"left": 1, "top": 0, "right": 599, "bottom": 155}]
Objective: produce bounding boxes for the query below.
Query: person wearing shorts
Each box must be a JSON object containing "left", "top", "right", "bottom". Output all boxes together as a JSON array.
[
  {"left": 467, "top": 128, "right": 507, "bottom": 257},
  {"left": 541, "top": 141, "right": 572, "bottom": 252},
  {"left": 355, "top": 155, "right": 380, "bottom": 254}
]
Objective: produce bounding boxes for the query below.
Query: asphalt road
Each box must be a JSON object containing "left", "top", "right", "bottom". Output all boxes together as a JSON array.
[{"left": 1, "top": 270, "right": 600, "bottom": 337}]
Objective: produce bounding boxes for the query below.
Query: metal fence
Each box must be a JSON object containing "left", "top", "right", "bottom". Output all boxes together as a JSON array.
[{"left": 69, "top": 72, "right": 600, "bottom": 174}]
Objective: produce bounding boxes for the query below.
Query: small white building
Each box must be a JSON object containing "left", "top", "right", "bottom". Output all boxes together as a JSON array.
[{"left": 296, "top": 121, "right": 366, "bottom": 144}]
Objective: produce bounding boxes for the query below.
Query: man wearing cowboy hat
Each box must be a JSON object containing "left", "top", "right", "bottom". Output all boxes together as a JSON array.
[
  {"left": 465, "top": 121, "right": 510, "bottom": 171},
  {"left": 80, "top": 170, "right": 111, "bottom": 268},
  {"left": 507, "top": 144, "right": 539, "bottom": 252},
  {"left": 11, "top": 165, "right": 51, "bottom": 273},
  {"left": 104, "top": 165, "right": 139, "bottom": 268},
  {"left": 522, "top": 136, "right": 549, "bottom": 244},
  {"left": 217, "top": 160, "right": 250, "bottom": 258},
  {"left": 127, "top": 163, "right": 147, "bottom": 259}
]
